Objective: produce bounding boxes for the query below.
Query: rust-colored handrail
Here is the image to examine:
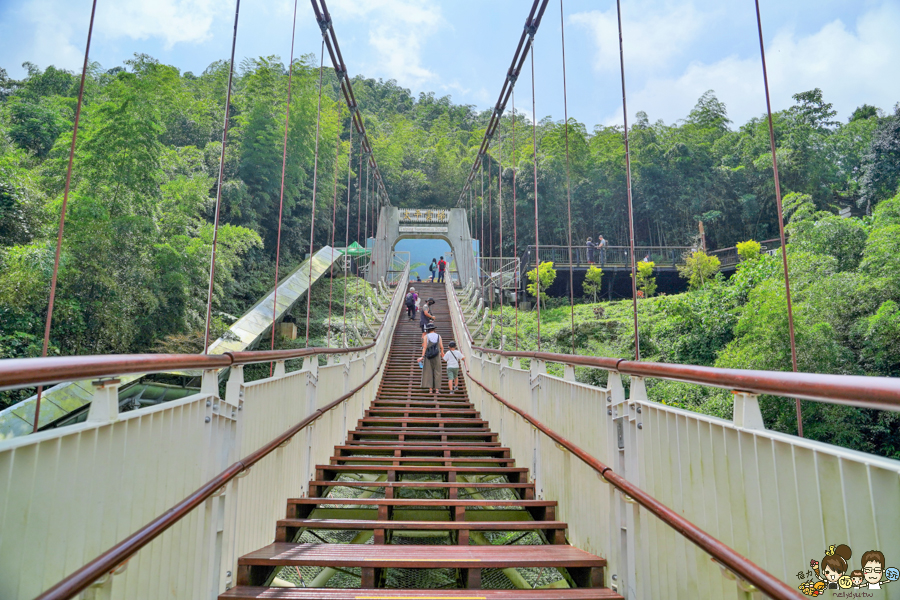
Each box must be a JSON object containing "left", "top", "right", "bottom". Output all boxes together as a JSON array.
[
  {"left": 464, "top": 370, "right": 803, "bottom": 600},
  {"left": 34, "top": 367, "right": 381, "bottom": 600},
  {"left": 0, "top": 266, "right": 409, "bottom": 393},
  {"left": 18, "top": 239, "right": 411, "bottom": 600},
  {"left": 0, "top": 346, "right": 370, "bottom": 392},
  {"left": 471, "top": 346, "right": 900, "bottom": 412}
]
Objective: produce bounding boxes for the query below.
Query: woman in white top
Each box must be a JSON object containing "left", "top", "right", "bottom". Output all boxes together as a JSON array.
[
  {"left": 418, "top": 323, "right": 444, "bottom": 394},
  {"left": 443, "top": 341, "right": 466, "bottom": 394}
]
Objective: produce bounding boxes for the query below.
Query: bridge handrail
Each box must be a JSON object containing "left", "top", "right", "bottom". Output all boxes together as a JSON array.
[
  {"left": 33, "top": 366, "right": 381, "bottom": 600},
  {"left": 5, "top": 264, "right": 409, "bottom": 600},
  {"left": 0, "top": 264, "right": 409, "bottom": 393},
  {"left": 470, "top": 347, "right": 900, "bottom": 412},
  {"left": 463, "top": 370, "right": 803, "bottom": 600}
]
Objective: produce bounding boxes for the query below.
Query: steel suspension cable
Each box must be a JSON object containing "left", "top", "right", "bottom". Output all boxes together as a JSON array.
[
  {"left": 489, "top": 156, "right": 493, "bottom": 259},
  {"left": 615, "top": 0, "right": 640, "bottom": 361},
  {"left": 32, "top": 0, "right": 99, "bottom": 433},
  {"left": 327, "top": 132, "right": 341, "bottom": 347},
  {"left": 342, "top": 126, "right": 353, "bottom": 344},
  {"left": 512, "top": 89, "right": 519, "bottom": 349},
  {"left": 530, "top": 45, "right": 542, "bottom": 351},
  {"left": 754, "top": 0, "right": 802, "bottom": 437},
  {"left": 269, "top": 0, "right": 301, "bottom": 373},
  {"left": 498, "top": 129, "right": 504, "bottom": 345},
  {"left": 480, "top": 162, "right": 485, "bottom": 272},
  {"left": 204, "top": 0, "right": 242, "bottom": 355},
  {"left": 364, "top": 160, "right": 370, "bottom": 242},
  {"left": 357, "top": 154, "right": 362, "bottom": 244},
  {"left": 304, "top": 40, "right": 326, "bottom": 347},
  {"left": 560, "top": 0, "right": 576, "bottom": 354}
]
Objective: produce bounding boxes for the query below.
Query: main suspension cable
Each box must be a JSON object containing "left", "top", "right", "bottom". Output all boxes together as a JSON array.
[
  {"left": 204, "top": 0, "right": 242, "bottom": 355},
  {"left": 304, "top": 40, "right": 326, "bottom": 347},
  {"left": 311, "top": 0, "right": 391, "bottom": 206},
  {"left": 560, "top": 0, "right": 576, "bottom": 354},
  {"left": 455, "top": 0, "right": 550, "bottom": 207},
  {"left": 530, "top": 44, "right": 542, "bottom": 351},
  {"left": 615, "top": 0, "right": 640, "bottom": 361},
  {"left": 269, "top": 0, "right": 301, "bottom": 374},
  {"left": 755, "top": 0, "right": 802, "bottom": 437},
  {"left": 32, "top": 0, "right": 99, "bottom": 432}
]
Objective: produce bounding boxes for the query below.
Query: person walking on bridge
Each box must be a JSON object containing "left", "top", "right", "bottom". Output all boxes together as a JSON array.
[
  {"left": 585, "top": 237, "right": 596, "bottom": 264},
  {"left": 437, "top": 256, "right": 447, "bottom": 283},
  {"left": 419, "top": 297, "right": 436, "bottom": 332},
  {"left": 404, "top": 287, "right": 418, "bottom": 320},
  {"left": 418, "top": 322, "right": 444, "bottom": 395},
  {"left": 443, "top": 341, "right": 466, "bottom": 394},
  {"left": 428, "top": 258, "right": 438, "bottom": 282}
]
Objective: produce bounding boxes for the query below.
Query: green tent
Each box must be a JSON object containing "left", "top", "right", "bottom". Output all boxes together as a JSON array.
[{"left": 341, "top": 241, "right": 371, "bottom": 257}]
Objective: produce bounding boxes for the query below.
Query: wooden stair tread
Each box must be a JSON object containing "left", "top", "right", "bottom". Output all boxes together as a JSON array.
[
  {"left": 238, "top": 543, "right": 606, "bottom": 568},
  {"left": 288, "top": 499, "right": 554, "bottom": 507},
  {"left": 276, "top": 519, "right": 567, "bottom": 530},
  {"left": 222, "top": 588, "right": 623, "bottom": 599}
]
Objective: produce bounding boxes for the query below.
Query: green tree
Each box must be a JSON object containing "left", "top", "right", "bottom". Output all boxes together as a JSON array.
[
  {"left": 582, "top": 265, "right": 603, "bottom": 302},
  {"left": 678, "top": 251, "right": 720, "bottom": 290},
  {"left": 635, "top": 261, "right": 657, "bottom": 297},
  {"left": 526, "top": 261, "right": 556, "bottom": 304}
]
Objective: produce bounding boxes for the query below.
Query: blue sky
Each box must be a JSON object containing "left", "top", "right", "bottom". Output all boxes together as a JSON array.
[{"left": 1, "top": 0, "right": 899, "bottom": 127}]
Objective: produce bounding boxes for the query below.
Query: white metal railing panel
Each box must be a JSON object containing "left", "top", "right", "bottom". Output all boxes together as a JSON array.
[
  {"left": 443, "top": 278, "right": 900, "bottom": 599},
  {"left": 0, "top": 266, "right": 409, "bottom": 600},
  {"left": 635, "top": 398, "right": 900, "bottom": 600},
  {"left": 0, "top": 391, "right": 231, "bottom": 599}
]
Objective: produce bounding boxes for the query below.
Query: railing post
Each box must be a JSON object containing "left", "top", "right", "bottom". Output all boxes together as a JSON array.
[
  {"left": 605, "top": 371, "right": 626, "bottom": 590},
  {"left": 620, "top": 375, "right": 647, "bottom": 598},
  {"left": 530, "top": 359, "right": 546, "bottom": 500},
  {"left": 733, "top": 392, "right": 765, "bottom": 430},
  {"left": 224, "top": 365, "right": 244, "bottom": 408},
  {"left": 272, "top": 360, "right": 286, "bottom": 379},
  {"left": 86, "top": 378, "right": 121, "bottom": 423},
  {"left": 564, "top": 364, "right": 576, "bottom": 382}
]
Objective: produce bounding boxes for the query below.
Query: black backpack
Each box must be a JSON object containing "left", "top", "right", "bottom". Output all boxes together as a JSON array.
[
  {"left": 405, "top": 293, "right": 416, "bottom": 308},
  {"left": 425, "top": 335, "right": 441, "bottom": 359}
]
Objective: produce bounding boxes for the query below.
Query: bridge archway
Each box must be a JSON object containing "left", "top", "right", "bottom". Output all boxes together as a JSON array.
[{"left": 369, "top": 206, "right": 477, "bottom": 286}]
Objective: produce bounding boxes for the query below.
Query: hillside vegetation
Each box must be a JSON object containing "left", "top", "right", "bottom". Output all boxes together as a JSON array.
[{"left": 1, "top": 55, "right": 899, "bottom": 451}]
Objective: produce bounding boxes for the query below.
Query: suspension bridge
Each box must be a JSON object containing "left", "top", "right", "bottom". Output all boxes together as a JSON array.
[{"left": 1, "top": 1, "right": 899, "bottom": 600}]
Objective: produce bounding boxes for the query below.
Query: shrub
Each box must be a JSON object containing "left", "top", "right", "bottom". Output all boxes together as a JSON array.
[
  {"left": 526, "top": 261, "right": 556, "bottom": 304},
  {"left": 678, "top": 250, "right": 721, "bottom": 290},
  {"left": 736, "top": 239, "right": 761, "bottom": 262}
]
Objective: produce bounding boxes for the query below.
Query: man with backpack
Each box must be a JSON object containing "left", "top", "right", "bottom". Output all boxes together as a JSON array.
[
  {"left": 437, "top": 256, "right": 447, "bottom": 283},
  {"left": 419, "top": 297, "right": 436, "bottom": 332},
  {"left": 404, "top": 287, "right": 418, "bottom": 320},
  {"left": 417, "top": 323, "right": 444, "bottom": 395}
]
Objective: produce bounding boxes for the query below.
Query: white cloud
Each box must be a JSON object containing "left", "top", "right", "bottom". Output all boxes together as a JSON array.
[
  {"left": 593, "top": 2, "right": 900, "bottom": 126},
  {"left": 571, "top": 2, "right": 706, "bottom": 74},
  {"left": 98, "top": 0, "right": 224, "bottom": 48},
  {"left": 329, "top": 0, "right": 443, "bottom": 87}
]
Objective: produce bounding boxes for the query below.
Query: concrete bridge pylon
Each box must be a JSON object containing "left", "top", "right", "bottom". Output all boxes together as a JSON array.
[{"left": 368, "top": 206, "right": 477, "bottom": 286}]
